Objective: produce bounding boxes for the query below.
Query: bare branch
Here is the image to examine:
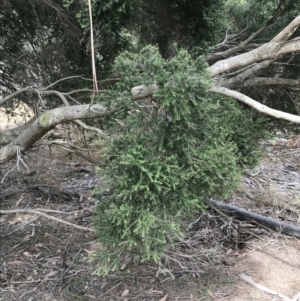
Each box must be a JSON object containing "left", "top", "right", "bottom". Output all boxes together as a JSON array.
[
  {"left": 206, "top": 4, "right": 288, "bottom": 64},
  {"left": 42, "top": 75, "right": 84, "bottom": 90},
  {"left": 208, "top": 86, "right": 300, "bottom": 123},
  {"left": 229, "top": 77, "right": 300, "bottom": 89},
  {"left": 239, "top": 273, "right": 299, "bottom": 301},
  {"left": 271, "top": 15, "right": 300, "bottom": 43},
  {"left": 44, "top": 90, "right": 70, "bottom": 105},
  {"left": 0, "top": 87, "right": 32, "bottom": 106},
  {"left": 74, "top": 119, "right": 103, "bottom": 135},
  {"left": 44, "top": 90, "right": 104, "bottom": 135},
  {"left": 0, "top": 208, "right": 95, "bottom": 232},
  {"left": 131, "top": 84, "right": 159, "bottom": 100},
  {"left": 216, "top": 60, "right": 273, "bottom": 87},
  {"left": 276, "top": 37, "right": 300, "bottom": 56},
  {"left": 64, "top": 89, "right": 106, "bottom": 95},
  {"left": 209, "top": 16, "right": 300, "bottom": 78},
  {"left": 0, "top": 104, "right": 107, "bottom": 163},
  {"left": 0, "top": 119, "right": 36, "bottom": 146}
]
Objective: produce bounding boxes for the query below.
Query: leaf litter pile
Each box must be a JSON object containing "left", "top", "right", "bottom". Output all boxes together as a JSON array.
[{"left": 0, "top": 137, "right": 300, "bottom": 301}]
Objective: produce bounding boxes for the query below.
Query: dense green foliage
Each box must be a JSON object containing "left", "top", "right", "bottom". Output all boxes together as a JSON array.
[{"left": 92, "top": 46, "right": 270, "bottom": 275}]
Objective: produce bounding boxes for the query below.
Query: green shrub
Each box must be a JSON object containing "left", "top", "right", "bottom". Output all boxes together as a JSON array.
[{"left": 93, "top": 46, "right": 269, "bottom": 275}]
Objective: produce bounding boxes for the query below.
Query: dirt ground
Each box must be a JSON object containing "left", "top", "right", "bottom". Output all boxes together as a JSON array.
[{"left": 1, "top": 110, "right": 300, "bottom": 301}]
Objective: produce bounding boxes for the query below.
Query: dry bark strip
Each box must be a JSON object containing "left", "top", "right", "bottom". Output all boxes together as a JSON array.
[{"left": 209, "top": 199, "right": 300, "bottom": 239}]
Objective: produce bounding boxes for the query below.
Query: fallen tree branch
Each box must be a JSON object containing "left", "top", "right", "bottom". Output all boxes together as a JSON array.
[
  {"left": 128, "top": 83, "right": 300, "bottom": 124},
  {"left": 208, "top": 16, "right": 300, "bottom": 78},
  {"left": 46, "top": 90, "right": 104, "bottom": 135},
  {"left": 208, "top": 86, "right": 300, "bottom": 124},
  {"left": 0, "top": 208, "right": 95, "bottom": 233},
  {"left": 73, "top": 119, "right": 103, "bottom": 135},
  {"left": 0, "top": 86, "right": 33, "bottom": 106},
  {"left": 217, "top": 60, "right": 273, "bottom": 88},
  {"left": 0, "top": 119, "right": 36, "bottom": 146},
  {"left": 131, "top": 84, "right": 159, "bottom": 100},
  {"left": 0, "top": 104, "right": 106, "bottom": 163},
  {"left": 209, "top": 199, "right": 300, "bottom": 239},
  {"left": 206, "top": 2, "right": 287, "bottom": 64}
]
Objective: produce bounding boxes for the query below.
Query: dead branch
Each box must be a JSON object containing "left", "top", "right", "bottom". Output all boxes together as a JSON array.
[
  {"left": 217, "top": 60, "right": 273, "bottom": 87},
  {"left": 0, "top": 208, "right": 95, "bottom": 233},
  {"left": 0, "top": 104, "right": 106, "bottom": 163},
  {"left": 208, "top": 16, "right": 300, "bottom": 78},
  {"left": 208, "top": 86, "right": 300, "bottom": 124},
  {"left": 131, "top": 84, "right": 159, "bottom": 100},
  {"left": 73, "top": 119, "right": 103, "bottom": 135},
  {"left": 0, "top": 86, "right": 33, "bottom": 106},
  {"left": 206, "top": 3, "right": 288, "bottom": 64},
  {"left": 0, "top": 119, "right": 36, "bottom": 146},
  {"left": 209, "top": 199, "right": 300, "bottom": 239},
  {"left": 239, "top": 273, "right": 300, "bottom": 301},
  {"left": 64, "top": 89, "right": 106, "bottom": 95},
  {"left": 42, "top": 75, "right": 85, "bottom": 90},
  {"left": 45, "top": 90, "right": 103, "bottom": 135}
]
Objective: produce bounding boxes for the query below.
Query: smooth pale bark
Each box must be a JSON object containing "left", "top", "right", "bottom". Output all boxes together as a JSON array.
[
  {"left": 216, "top": 60, "right": 273, "bottom": 88},
  {"left": 0, "top": 104, "right": 106, "bottom": 164},
  {"left": 131, "top": 84, "right": 159, "bottom": 100},
  {"left": 208, "top": 86, "right": 300, "bottom": 123},
  {"left": 206, "top": 4, "right": 286, "bottom": 64},
  {"left": 0, "top": 87, "right": 32, "bottom": 106},
  {"left": 208, "top": 16, "right": 300, "bottom": 78}
]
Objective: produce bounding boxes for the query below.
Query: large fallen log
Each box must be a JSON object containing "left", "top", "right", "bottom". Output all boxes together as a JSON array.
[
  {"left": 209, "top": 199, "right": 300, "bottom": 239},
  {"left": 0, "top": 104, "right": 107, "bottom": 164}
]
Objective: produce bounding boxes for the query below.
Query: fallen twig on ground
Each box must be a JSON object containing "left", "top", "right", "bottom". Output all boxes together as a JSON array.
[
  {"left": 209, "top": 199, "right": 300, "bottom": 239},
  {"left": 0, "top": 208, "right": 95, "bottom": 233},
  {"left": 239, "top": 273, "right": 300, "bottom": 301}
]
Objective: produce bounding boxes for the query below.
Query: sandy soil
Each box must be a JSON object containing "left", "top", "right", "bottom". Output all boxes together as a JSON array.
[{"left": 220, "top": 238, "right": 300, "bottom": 300}]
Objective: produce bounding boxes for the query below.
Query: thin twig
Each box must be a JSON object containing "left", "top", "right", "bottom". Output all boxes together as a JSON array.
[
  {"left": 42, "top": 75, "right": 84, "bottom": 90},
  {"left": 239, "top": 273, "right": 296, "bottom": 301},
  {"left": 0, "top": 209, "right": 95, "bottom": 233}
]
